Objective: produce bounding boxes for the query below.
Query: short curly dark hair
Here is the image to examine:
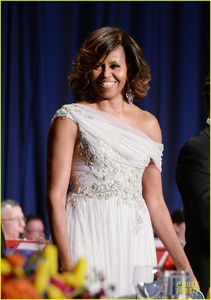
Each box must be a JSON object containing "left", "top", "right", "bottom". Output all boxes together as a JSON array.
[{"left": 69, "top": 27, "right": 151, "bottom": 103}]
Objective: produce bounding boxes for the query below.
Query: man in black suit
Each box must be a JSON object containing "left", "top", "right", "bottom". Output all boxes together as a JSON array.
[{"left": 176, "top": 75, "right": 210, "bottom": 296}]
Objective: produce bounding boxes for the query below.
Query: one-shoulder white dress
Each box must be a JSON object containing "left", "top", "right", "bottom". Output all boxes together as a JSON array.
[{"left": 53, "top": 103, "right": 164, "bottom": 297}]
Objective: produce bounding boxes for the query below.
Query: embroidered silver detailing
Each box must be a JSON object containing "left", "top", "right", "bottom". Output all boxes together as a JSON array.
[
  {"left": 52, "top": 103, "right": 163, "bottom": 233},
  {"left": 52, "top": 104, "right": 93, "bottom": 121},
  {"left": 68, "top": 134, "right": 148, "bottom": 233}
]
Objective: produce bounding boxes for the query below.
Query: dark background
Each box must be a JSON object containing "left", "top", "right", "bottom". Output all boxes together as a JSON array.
[{"left": 2, "top": 1, "right": 210, "bottom": 237}]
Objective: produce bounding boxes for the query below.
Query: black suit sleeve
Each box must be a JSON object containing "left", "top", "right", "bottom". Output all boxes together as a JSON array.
[{"left": 176, "top": 136, "right": 210, "bottom": 234}]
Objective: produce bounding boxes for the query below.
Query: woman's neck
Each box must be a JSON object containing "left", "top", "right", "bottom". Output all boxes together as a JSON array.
[{"left": 94, "top": 98, "right": 128, "bottom": 116}]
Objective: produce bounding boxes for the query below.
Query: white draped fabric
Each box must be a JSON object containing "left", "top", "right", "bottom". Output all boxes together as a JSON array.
[{"left": 53, "top": 103, "right": 164, "bottom": 297}]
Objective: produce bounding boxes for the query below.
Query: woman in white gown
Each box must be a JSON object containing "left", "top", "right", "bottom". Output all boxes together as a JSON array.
[{"left": 46, "top": 27, "right": 196, "bottom": 297}]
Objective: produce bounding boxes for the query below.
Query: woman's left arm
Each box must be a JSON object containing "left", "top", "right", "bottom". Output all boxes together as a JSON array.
[
  {"left": 143, "top": 165, "right": 191, "bottom": 271},
  {"left": 142, "top": 115, "right": 197, "bottom": 283}
]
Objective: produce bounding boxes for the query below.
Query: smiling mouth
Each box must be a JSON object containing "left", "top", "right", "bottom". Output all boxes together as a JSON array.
[{"left": 99, "top": 81, "right": 116, "bottom": 87}]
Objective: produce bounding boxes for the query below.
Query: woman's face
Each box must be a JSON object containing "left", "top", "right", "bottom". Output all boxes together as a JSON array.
[
  {"left": 24, "top": 219, "right": 45, "bottom": 241},
  {"left": 91, "top": 46, "right": 128, "bottom": 101}
]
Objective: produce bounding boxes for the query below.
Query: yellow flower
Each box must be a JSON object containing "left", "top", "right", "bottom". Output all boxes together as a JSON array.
[
  {"left": 47, "top": 283, "right": 65, "bottom": 299},
  {"left": 63, "top": 257, "right": 87, "bottom": 288},
  {"left": 43, "top": 244, "right": 58, "bottom": 275},
  {"left": 1, "top": 258, "right": 12, "bottom": 275},
  {"left": 13, "top": 266, "right": 25, "bottom": 276},
  {"left": 34, "top": 260, "right": 50, "bottom": 294}
]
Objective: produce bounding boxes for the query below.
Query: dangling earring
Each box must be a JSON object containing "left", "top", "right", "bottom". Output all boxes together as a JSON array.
[{"left": 126, "top": 88, "right": 134, "bottom": 104}]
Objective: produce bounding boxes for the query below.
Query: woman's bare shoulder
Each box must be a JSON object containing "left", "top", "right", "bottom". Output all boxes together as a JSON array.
[
  {"left": 130, "top": 105, "right": 162, "bottom": 143},
  {"left": 49, "top": 116, "right": 78, "bottom": 141}
]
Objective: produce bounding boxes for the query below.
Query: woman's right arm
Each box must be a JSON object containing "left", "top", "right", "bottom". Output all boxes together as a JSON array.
[{"left": 46, "top": 117, "right": 78, "bottom": 272}]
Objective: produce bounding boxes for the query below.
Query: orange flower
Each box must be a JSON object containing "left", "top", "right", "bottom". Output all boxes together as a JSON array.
[
  {"left": 2, "top": 276, "right": 42, "bottom": 299},
  {"left": 6, "top": 253, "right": 26, "bottom": 267}
]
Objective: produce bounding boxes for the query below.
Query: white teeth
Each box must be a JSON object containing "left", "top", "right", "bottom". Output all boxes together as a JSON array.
[{"left": 101, "top": 82, "right": 115, "bottom": 87}]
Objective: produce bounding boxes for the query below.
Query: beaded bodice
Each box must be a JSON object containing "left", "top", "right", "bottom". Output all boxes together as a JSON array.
[
  {"left": 72, "top": 131, "right": 144, "bottom": 200},
  {"left": 53, "top": 103, "right": 164, "bottom": 232}
]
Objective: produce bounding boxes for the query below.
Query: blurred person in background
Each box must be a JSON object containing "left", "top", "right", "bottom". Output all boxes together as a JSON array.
[
  {"left": 23, "top": 215, "right": 46, "bottom": 241},
  {"left": 176, "top": 74, "right": 210, "bottom": 296},
  {"left": 1, "top": 199, "right": 26, "bottom": 240}
]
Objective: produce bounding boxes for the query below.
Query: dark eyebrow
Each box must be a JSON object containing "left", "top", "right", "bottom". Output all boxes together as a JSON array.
[
  {"left": 110, "top": 61, "right": 121, "bottom": 64},
  {"left": 96, "top": 60, "right": 122, "bottom": 66}
]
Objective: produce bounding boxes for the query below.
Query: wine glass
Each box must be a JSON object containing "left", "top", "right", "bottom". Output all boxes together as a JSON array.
[
  {"left": 133, "top": 265, "right": 163, "bottom": 298},
  {"left": 163, "top": 270, "right": 190, "bottom": 299}
]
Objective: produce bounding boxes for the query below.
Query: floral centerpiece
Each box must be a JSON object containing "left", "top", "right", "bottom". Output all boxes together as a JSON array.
[{"left": 1, "top": 244, "right": 110, "bottom": 299}]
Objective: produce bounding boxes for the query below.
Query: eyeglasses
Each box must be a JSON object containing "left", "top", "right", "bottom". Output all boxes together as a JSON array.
[
  {"left": 2, "top": 217, "right": 26, "bottom": 222},
  {"left": 25, "top": 228, "right": 44, "bottom": 234}
]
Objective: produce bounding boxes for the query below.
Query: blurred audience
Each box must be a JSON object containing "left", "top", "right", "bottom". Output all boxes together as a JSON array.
[
  {"left": 23, "top": 215, "right": 46, "bottom": 241},
  {"left": 1, "top": 199, "right": 25, "bottom": 240}
]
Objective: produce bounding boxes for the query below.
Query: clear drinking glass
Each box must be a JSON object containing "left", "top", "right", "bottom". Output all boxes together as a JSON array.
[
  {"left": 163, "top": 270, "right": 190, "bottom": 299},
  {"left": 133, "top": 265, "right": 163, "bottom": 298}
]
